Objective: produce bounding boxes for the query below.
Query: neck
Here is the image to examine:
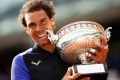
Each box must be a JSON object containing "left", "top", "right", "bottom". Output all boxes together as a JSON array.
[{"left": 40, "top": 43, "right": 56, "bottom": 53}]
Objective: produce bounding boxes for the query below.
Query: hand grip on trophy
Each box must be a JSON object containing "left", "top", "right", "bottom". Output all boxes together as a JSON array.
[
  {"left": 89, "top": 38, "right": 109, "bottom": 63},
  {"left": 83, "top": 27, "right": 111, "bottom": 64},
  {"left": 51, "top": 21, "right": 111, "bottom": 79},
  {"left": 47, "top": 21, "right": 112, "bottom": 64}
]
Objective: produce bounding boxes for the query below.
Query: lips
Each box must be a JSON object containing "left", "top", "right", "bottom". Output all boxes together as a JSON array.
[{"left": 37, "top": 32, "right": 46, "bottom": 38}]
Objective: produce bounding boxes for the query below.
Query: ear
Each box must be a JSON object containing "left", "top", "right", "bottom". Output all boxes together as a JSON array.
[
  {"left": 26, "top": 30, "right": 29, "bottom": 34},
  {"left": 25, "top": 27, "right": 29, "bottom": 35},
  {"left": 51, "top": 16, "right": 55, "bottom": 26}
]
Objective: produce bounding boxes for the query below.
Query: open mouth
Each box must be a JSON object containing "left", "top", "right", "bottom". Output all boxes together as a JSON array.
[{"left": 37, "top": 33, "right": 46, "bottom": 38}]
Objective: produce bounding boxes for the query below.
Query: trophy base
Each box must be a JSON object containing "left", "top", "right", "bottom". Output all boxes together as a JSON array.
[{"left": 72, "top": 63, "right": 108, "bottom": 80}]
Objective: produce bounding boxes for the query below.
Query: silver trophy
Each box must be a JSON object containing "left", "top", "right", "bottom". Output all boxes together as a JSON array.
[{"left": 46, "top": 21, "right": 112, "bottom": 79}]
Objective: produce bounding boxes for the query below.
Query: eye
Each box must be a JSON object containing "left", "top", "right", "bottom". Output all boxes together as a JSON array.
[
  {"left": 28, "top": 23, "right": 36, "bottom": 29},
  {"left": 40, "top": 18, "right": 48, "bottom": 25}
]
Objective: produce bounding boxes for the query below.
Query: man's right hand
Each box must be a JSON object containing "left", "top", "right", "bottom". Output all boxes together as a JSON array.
[{"left": 62, "top": 67, "right": 91, "bottom": 80}]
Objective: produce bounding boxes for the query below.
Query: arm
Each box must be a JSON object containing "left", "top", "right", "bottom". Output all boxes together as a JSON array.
[{"left": 11, "top": 54, "right": 30, "bottom": 80}]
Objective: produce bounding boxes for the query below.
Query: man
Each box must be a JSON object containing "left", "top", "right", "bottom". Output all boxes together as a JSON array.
[{"left": 11, "top": 0, "right": 108, "bottom": 80}]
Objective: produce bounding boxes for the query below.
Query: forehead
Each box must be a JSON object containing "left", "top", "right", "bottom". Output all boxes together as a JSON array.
[{"left": 24, "top": 10, "right": 49, "bottom": 22}]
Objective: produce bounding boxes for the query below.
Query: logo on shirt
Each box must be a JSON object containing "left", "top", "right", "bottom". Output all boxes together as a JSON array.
[{"left": 31, "top": 60, "right": 41, "bottom": 66}]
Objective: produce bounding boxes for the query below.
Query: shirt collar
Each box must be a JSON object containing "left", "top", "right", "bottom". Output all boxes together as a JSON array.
[{"left": 32, "top": 43, "right": 58, "bottom": 55}]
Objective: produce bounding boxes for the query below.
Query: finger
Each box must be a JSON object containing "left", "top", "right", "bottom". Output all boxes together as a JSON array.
[
  {"left": 89, "top": 48, "right": 103, "bottom": 63},
  {"left": 81, "top": 77, "right": 91, "bottom": 80},
  {"left": 96, "top": 38, "right": 108, "bottom": 51},
  {"left": 90, "top": 51, "right": 107, "bottom": 63},
  {"left": 89, "top": 48, "right": 100, "bottom": 54},
  {"left": 95, "top": 44, "right": 108, "bottom": 59},
  {"left": 66, "top": 67, "right": 73, "bottom": 76},
  {"left": 100, "top": 37, "right": 107, "bottom": 45},
  {"left": 70, "top": 73, "right": 81, "bottom": 80},
  {"left": 89, "top": 48, "right": 99, "bottom": 56},
  {"left": 96, "top": 44, "right": 108, "bottom": 51},
  {"left": 89, "top": 48, "right": 96, "bottom": 54},
  {"left": 93, "top": 39, "right": 108, "bottom": 58},
  {"left": 89, "top": 42, "right": 108, "bottom": 63},
  {"left": 94, "top": 37, "right": 108, "bottom": 49}
]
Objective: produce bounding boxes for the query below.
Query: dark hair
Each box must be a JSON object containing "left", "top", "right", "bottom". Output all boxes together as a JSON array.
[{"left": 18, "top": 0, "right": 55, "bottom": 27}]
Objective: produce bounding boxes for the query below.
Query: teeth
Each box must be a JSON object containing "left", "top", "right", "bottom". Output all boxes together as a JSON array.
[{"left": 37, "top": 33, "right": 46, "bottom": 38}]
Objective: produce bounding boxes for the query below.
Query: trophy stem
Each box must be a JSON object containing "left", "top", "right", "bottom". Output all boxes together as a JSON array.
[{"left": 79, "top": 53, "right": 88, "bottom": 64}]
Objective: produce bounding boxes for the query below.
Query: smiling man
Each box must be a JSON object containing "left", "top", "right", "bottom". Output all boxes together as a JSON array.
[
  {"left": 11, "top": 0, "right": 82, "bottom": 80},
  {"left": 11, "top": 0, "right": 108, "bottom": 80}
]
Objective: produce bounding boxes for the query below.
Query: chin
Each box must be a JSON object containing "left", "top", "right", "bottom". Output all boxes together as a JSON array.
[{"left": 37, "top": 40, "right": 51, "bottom": 46}]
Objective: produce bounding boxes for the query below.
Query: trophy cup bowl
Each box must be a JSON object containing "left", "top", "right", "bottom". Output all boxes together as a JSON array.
[
  {"left": 46, "top": 21, "right": 111, "bottom": 64},
  {"left": 46, "top": 21, "right": 112, "bottom": 79}
]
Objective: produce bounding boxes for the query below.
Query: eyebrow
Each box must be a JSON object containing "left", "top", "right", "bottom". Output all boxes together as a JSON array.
[
  {"left": 27, "top": 22, "right": 36, "bottom": 27},
  {"left": 40, "top": 17, "right": 48, "bottom": 21}
]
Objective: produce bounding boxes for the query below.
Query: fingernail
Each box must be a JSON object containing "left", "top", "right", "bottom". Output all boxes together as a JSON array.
[
  {"left": 88, "top": 53, "right": 91, "bottom": 57},
  {"left": 85, "top": 52, "right": 89, "bottom": 56},
  {"left": 90, "top": 48, "right": 96, "bottom": 53},
  {"left": 95, "top": 42, "right": 100, "bottom": 46}
]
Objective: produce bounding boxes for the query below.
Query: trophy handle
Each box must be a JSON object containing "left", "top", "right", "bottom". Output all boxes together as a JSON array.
[
  {"left": 46, "top": 30, "right": 58, "bottom": 44},
  {"left": 92, "top": 27, "right": 112, "bottom": 46},
  {"left": 104, "top": 27, "right": 112, "bottom": 41}
]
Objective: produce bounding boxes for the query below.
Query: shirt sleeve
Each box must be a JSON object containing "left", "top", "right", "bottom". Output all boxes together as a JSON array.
[{"left": 11, "top": 53, "right": 30, "bottom": 80}]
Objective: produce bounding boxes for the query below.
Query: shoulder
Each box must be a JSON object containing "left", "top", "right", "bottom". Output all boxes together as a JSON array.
[
  {"left": 11, "top": 48, "right": 33, "bottom": 80},
  {"left": 11, "top": 48, "right": 33, "bottom": 68},
  {"left": 19, "top": 48, "right": 33, "bottom": 56},
  {"left": 13, "top": 48, "right": 33, "bottom": 62},
  {"left": 12, "top": 48, "right": 33, "bottom": 67}
]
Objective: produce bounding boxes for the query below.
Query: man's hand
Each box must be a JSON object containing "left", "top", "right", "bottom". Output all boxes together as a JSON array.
[
  {"left": 89, "top": 37, "right": 108, "bottom": 63},
  {"left": 62, "top": 67, "right": 90, "bottom": 80}
]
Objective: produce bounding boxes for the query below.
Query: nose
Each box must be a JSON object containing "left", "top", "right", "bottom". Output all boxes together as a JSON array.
[{"left": 36, "top": 25, "right": 41, "bottom": 31}]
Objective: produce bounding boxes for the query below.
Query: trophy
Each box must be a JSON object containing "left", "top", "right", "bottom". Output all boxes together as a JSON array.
[{"left": 46, "top": 21, "right": 112, "bottom": 80}]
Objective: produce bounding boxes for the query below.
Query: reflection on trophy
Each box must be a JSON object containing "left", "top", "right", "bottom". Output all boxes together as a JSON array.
[{"left": 46, "top": 21, "right": 112, "bottom": 80}]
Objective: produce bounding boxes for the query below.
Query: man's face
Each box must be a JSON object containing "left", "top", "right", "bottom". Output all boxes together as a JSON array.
[{"left": 25, "top": 10, "right": 55, "bottom": 46}]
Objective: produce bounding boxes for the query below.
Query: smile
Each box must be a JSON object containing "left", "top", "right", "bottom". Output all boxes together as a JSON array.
[{"left": 37, "top": 33, "right": 46, "bottom": 38}]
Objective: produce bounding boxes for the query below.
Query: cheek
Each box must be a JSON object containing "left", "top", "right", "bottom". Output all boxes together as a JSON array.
[
  {"left": 47, "top": 25, "right": 54, "bottom": 31},
  {"left": 27, "top": 29, "right": 36, "bottom": 37},
  {"left": 31, "top": 30, "right": 36, "bottom": 38},
  {"left": 46, "top": 21, "right": 54, "bottom": 31}
]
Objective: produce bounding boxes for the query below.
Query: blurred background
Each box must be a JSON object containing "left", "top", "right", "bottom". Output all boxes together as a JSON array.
[{"left": 0, "top": 0, "right": 120, "bottom": 80}]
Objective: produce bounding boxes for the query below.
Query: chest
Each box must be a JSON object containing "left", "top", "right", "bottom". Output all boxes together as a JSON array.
[{"left": 23, "top": 53, "right": 70, "bottom": 80}]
